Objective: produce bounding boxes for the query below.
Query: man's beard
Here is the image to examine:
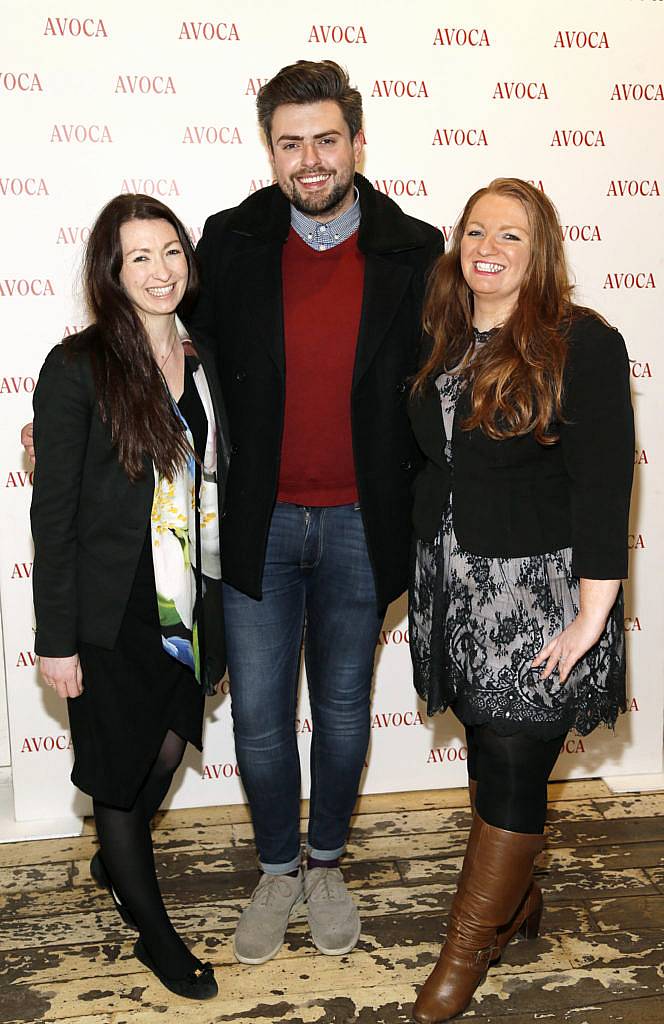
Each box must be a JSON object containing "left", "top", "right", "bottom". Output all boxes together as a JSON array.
[{"left": 286, "top": 168, "right": 354, "bottom": 218}]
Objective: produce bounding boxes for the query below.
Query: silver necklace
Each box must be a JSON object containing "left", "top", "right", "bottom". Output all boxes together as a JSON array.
[{"left": 156, "top": 333, "right": 178, "bottom": 368}]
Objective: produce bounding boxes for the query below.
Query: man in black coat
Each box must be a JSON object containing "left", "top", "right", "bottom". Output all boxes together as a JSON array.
[{"left": 189, "top": 60, "right": 443, "bottom": 965}]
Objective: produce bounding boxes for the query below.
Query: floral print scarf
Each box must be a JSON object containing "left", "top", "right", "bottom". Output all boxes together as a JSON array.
[{"left": 150, "top": 347, "right": 221, "bottom": 691}]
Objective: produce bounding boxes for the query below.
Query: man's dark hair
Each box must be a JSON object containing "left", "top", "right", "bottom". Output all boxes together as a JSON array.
[{"left": 257, "top": 60, "right": 363, "bottom": 147}]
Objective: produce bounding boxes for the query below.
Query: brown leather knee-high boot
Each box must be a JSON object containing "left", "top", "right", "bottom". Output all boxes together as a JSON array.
[
  {"left": 467, "top": 778, "right": 543, "bottom": 962},
  {"left": 495, "top": 873, "right": 543, "bottom": 958},
  {"left": 413, "top": 813, "right": 544, "bottom": 1023}
]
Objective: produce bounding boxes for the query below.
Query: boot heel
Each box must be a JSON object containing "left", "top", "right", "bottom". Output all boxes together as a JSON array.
[{"left": 519, "top": 901, "right": 543, "bottom": 940}]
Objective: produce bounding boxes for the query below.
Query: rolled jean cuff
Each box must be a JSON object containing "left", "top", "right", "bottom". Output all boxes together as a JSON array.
[
  {"left": 307, "top": 844, "right": 346, "bottom": 861},
  {"left": 259, "top": 854, "right": 302, "bottom": 875}
]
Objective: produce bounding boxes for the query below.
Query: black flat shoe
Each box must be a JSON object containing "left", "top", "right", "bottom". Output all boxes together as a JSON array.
[
  {"left": 134, "top": 938, "right": 218, "bottom": 1000},
  {"left": 89, "top": 851, "right": 138, "bottom": 931}
]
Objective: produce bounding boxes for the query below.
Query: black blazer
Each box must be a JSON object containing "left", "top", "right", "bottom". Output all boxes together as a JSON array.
[
  {"left": 408, "top": 314, "right": 634, "bottom": 579},
  {"left": 31, "top": 325, "right": 230, "bottom": 658},
  {"left": 189, "top": 173, "right": 444, "bottom": 608}
]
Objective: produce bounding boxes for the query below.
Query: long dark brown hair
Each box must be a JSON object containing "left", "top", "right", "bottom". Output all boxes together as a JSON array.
[
  {"left": 413, "top": 178, "right": 588, "bottom": 444},
  {"left": 67, "top": 193, "right": 199, "bottom": 480}
]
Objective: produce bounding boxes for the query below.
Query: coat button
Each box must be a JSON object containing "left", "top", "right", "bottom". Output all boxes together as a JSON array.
[
  {"left": 395, "top": 380, "right": 407, "bottom": 394},
  {"left": 235, "top": 370, "right": 247, "bottom": 383},
  {"left": 400, "top": 459, "right": 413, "bottom": 471},
  {"left": 230, "top": 443, "right": 239, "bottom": 455}
]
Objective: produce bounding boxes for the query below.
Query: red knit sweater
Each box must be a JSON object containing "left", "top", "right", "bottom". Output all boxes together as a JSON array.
[{"left": 277, "top": 228, "right": 365, "bottom": 506}]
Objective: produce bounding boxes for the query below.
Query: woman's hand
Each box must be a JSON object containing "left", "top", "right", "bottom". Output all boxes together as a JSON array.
[
  {"left": 532, "top": 578, "right": 620, "bottom": 684},
  {"left": 532, "top": 612, "right": 605, "bottom": 683},
  {"left": 39, "top": 654, "right": 83, "bottom": 699}
]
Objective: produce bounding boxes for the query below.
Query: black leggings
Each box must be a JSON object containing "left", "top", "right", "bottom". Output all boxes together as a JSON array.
[
  {"left": 465, "top": 724, "right": 566, "bottom": 834},
  {"left": 93, "top": 729, "right": 196, "bottom": 977}
]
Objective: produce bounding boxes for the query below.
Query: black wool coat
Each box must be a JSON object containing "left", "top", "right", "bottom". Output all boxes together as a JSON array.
[
  {"left": 189, "top": 174, "right": 444, "bottom": 608},
  {"left": 408, "top": 314, "right": 635, "bottom": 580}
]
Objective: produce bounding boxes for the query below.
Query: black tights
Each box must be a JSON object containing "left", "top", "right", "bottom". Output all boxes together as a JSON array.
[
  {"left": 465, "top": 724, "right": 566, "bottom": 834},
  {"left": 93, "top": 730, "right": 195, "bottom": 977}
]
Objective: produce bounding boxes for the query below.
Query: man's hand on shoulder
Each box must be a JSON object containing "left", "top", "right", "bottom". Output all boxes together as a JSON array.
[{"left": 21, "top": 421, "right": 35, "bottom": 464}]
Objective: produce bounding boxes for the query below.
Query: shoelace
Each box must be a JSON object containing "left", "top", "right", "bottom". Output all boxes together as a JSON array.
[
  {"left": 307, "top": 871, "right": 341, "bottom": 903},
  {"left": 253, "top": 874, "right": 298, "bottom": 907}
]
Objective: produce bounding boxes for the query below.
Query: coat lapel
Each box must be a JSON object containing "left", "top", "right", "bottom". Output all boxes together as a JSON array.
[
  {"left": 222, "top": 184, "right": 290, "bottom": 379},
  {"left": 232, "top": 241, "right": 285, "bottom": 377},
  {"left": 353, "top": 254, "right": 413, "bottom": 387},
  {"left": 187, "top": 334, "right": 232, "bottom": 488},
  {"left": 416, "top": 383, "right": 447, "bottom": 463}
]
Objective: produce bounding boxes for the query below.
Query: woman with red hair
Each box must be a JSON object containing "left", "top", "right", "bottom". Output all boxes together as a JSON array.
[{"left": 408, "top": 178, "right": 633, "bottom": 1022}]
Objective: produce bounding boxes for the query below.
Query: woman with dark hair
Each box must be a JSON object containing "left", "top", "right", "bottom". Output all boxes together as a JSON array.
[
  {"left": 31, "top": 194, "right": 229, "bottom": 999},
  {"left": 408, "top": 179, "right": 633, "bottom": 1022}
]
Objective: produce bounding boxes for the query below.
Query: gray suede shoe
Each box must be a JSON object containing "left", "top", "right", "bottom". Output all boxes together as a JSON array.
[
  {"left": 304, "top": 867, "right": 361, "bottom": 955},
  {"left": 233, "top": 870, "right": 304, "bottom": 965}
]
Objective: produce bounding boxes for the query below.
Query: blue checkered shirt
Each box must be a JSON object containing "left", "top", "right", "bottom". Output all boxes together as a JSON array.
[{"left": 290, "top": 187, "right": 361, "bottom": 251}]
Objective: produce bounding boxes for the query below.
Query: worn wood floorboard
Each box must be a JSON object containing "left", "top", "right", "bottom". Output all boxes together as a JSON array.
[{"left": 0, "top": 780, "right": 662, "bottom": 1023}]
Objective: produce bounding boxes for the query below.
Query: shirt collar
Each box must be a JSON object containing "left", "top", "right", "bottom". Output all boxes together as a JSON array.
[{"left": 290, "top": 186, "right": 361, "bottom": 250}]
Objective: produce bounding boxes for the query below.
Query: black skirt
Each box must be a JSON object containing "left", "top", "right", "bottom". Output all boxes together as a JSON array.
[{"left": 70, "top": 528, "right": 204, "bottom": 808}]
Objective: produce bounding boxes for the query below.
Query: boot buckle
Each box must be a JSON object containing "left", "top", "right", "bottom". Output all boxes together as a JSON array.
[{"left": 475, "top": 944, "right": 500, "bottom": 965}]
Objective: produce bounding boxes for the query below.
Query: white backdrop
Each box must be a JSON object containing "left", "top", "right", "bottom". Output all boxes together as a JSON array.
[
  {"left": 0, "top": 0, "right": 662, "bottom": 822},
  {"left": 0, "top": 618, "right": 9, "bottom": 767}
]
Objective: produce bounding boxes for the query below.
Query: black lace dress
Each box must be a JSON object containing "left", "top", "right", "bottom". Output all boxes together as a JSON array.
[{"left": 409, "top": 332, "right": 626, "bottom": 739}]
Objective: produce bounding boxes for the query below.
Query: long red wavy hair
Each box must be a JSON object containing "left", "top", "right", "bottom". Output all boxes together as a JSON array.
[{"left": 413, "top": 178, "right": 589, "bottom": 444}]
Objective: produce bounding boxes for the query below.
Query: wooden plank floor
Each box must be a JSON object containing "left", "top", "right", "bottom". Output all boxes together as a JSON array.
[{"left": 1, "top": 780, "right": 663, "bottom": 1023}]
